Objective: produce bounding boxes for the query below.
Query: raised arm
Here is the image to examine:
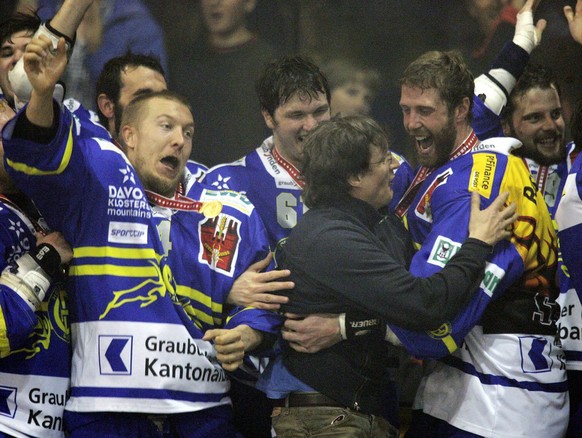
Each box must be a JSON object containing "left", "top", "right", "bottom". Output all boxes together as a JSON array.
[
  {"left": 46, "top": 0, "right": 94, "bottom": 42},
  {"left": 565, "top": 0, "right": 582, "bottom": 45},
  {"left": 23, "top": 35, "right": 68, "bottom": 127},
  {"left": 474, "top": 0, "right": 546, "bottom": 120}
]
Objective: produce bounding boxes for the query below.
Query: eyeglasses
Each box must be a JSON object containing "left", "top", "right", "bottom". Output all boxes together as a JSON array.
[{"left": 369, "top": 150, "right": 393, "bottom": 166}]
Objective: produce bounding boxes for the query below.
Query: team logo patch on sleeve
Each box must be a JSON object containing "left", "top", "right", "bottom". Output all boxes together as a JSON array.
[
  {"left": 481, "top": 262, "right": 505, "bottom": 297},
  {"left": 428, "top": 236, "right": 462, "bottom": 268},
  {"left": 428, "top": 322, "right": 452, "bottom": 339},
  {"left": 199, "top": 214, "right": 241, "bottom": 276}
]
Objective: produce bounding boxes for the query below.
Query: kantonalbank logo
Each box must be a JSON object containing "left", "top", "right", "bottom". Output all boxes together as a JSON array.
[{"left": 469, "top": 153, "right": 497, "bottom": 199}]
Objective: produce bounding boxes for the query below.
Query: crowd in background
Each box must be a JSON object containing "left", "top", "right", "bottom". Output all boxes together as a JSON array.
[{"left": 3, "top": 0, "right": 581, "bottom": 166}]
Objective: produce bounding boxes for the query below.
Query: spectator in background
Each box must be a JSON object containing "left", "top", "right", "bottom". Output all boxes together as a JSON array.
[
  {"left": 170, "top": 0, "right": 279, "bottom": 167},
  {"left": 320, "top": 57, "right": 381, "bottom": 117},
  {"left": 24, "top": 0, "right": 168, "bottom": 110},
  {"left": 446, "top": 0, "right": 520, "bottom": 74}
]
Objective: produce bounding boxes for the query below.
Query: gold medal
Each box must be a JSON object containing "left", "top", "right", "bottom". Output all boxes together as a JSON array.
[{"left": 200, "top": 201, "right": 222, "bottom": 218}]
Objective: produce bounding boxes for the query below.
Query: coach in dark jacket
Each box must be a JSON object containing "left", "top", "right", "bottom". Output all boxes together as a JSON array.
[{"left": 264, "top": 115, "right": 517, "bottom": 437}]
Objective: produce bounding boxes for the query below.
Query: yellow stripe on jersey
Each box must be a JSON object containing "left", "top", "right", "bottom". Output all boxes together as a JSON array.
[
  {"left": 74, "top": 246, "right": 161, "bottom": 261},
  {"left": 70, "top": 264, "right": 162, "bottom": 277},
  {"left": 0, "top": 306, "right": 10, "bottom": 357},
  {"left": 176, "top": 284, "right": 224, "bottom": 326},
  {"left": 468, "top": 153, "right": 496, "bottom": 199},
  {"left": 6, "top": 123, "right": 74, "bottom": 176},
  {"left": 440, "top": 335, "right": 459, "bottom": 354},
  {"left": 428, "top": 321, "right": 459, "bottom": 353},
  {"left": 71, "top": 246, "right": 164, "bottom": 277}
]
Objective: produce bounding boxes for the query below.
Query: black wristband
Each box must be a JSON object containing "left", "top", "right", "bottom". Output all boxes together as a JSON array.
[
  {"left": 44, "top": 21, "right": 76, "bottom": 48},
  {"left": 345, "top": 310, "right": 386, "bottom": 339},
  {"left": 30, "top": 243, "right": 62, "bottom": 279}
]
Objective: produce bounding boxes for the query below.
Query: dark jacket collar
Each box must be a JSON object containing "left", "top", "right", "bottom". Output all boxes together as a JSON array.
[{"left": 322, "top": 196, "right": 385, "bottom": 231}]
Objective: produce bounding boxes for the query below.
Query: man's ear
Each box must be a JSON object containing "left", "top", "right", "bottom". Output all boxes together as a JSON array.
[
  {"left": 501, "top": 119, "right": 511, "bottom": 136},
  {"left": 97, "top": 93, "right": 115, "bottom": 119},
  {"left": 347, "top": 173, "right": 362, "bottom": 189},
  {"left": 454, "top": 96, "right": 471, "bottom": 123},
  {"left": 121, "top": 125, "right": 136, "bottom": 152},
  {"left": 262, "top": 109, "right": 275, "bottom": 130}
]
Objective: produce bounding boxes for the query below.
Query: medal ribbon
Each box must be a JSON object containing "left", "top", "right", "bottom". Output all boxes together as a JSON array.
[
  {"left": 145, "top": 190, "right": 204, "bottom": 212},
  {"left": 145, "top": 187, "right": 223, "bottom": 218},
  {"left": 395, "top": 130, "right": 478, "bottom": 218},
  {"left": 272, "top": 146, "right": 305, "bottom": 189},
  {"left": 534, "top": 164, "right": 549, "bottom": 196}
]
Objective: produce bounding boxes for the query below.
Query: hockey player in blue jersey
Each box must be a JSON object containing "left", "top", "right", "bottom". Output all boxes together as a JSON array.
[
  {"left": 395, "top": 47, "right": 566, "bottom": 437},
  {"left": 555, "top": 93, "right": 582, "bottom": 438},
  {"left": 0, "top": 2, "right": 96, "bottom": 437},
  {"left": 474, "top": 11, "right": 582, "bottom": 432},
  {"left": 202, "top": 55, "right": 331, "bottom": 254},
  {"left": 200, "top": 54, "right": 332, "bottom": 437},
  {"left": 0, "top": 187, "right": 73, "bottom": 438},
  {"left": 4, "top": 12, "right": 288, "bottom": 435},
  {"left": 2, "top": 32, "right": 281, "bottom": 437}
]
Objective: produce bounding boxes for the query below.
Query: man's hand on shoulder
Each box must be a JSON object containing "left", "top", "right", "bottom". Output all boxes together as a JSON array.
[{"left": 228, "top": 252, "right": 293, "bottom": 310}]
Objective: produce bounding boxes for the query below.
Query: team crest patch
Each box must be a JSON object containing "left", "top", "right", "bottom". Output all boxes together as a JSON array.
[
  {"left": 199, "top": 213, "right": 241, "bottom": 276},
  {"left": 428, "top": 236, "right": 462, "bottom": 268},
  {"left": 415, "top": 168, "right": 453, "bottom": 222},
  {"left": 428, "top": 322, "right": 452, "bottom": 340}
]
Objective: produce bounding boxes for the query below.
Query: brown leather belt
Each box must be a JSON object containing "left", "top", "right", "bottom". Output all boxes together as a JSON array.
[{"left": 273, "top": 392, "right": 345, "bottom": 408}]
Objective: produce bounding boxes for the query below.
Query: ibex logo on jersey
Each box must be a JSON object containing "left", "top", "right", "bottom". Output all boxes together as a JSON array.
[
  {"left": 415, "top": 168, "right": 453, "bottom": 222},
  {"left": 99, "top": 262, "right": 178, "bottom": 319},
  {"left": 7, "top": 286, "right": 69, "bottom": 360},
  {"left": 428, "top": 236, "right": 462, "bottom": 268},
  {"left": 99, "top": 335, "right": 133, "bottom": 375},
  {"left": 0, "top": 386, "right": 17, "bottom": 418},
  {"left": 199, "top": 214, "right": 241, "bottom": 276}
]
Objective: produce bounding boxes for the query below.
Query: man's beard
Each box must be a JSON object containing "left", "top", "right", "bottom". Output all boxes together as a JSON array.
[
  {"left": 141, "top": 172, "right": 183, "bottom": 198},
  {"left": 507, "top": 124, "right": 566, "bottom": 166},
  {"left": 414, "top": 115, "right": 457, "bottom": 169}
]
